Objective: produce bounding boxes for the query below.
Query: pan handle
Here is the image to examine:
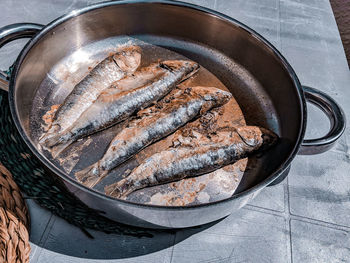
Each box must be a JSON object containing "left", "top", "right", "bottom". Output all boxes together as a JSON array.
[
  {"left": 0, "top": 23, "right": 43, "bottom": 91},
  {"left": 269, "top": 86, "right": 345, "bottom": 186},
  {"left": 299, "top": 86, "right": 346, "bottom": 155}
]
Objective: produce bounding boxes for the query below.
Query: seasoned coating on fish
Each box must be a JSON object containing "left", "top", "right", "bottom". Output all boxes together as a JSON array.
[
  {"left": 39, "top": 45, "right": 141, "bottom": 144},
  {"left": 105, "top": 126, "right": 278, "bottom": 198},
  {"left": 44, "top": 60, "right": 200, "bottom": 156},
  {"left": 75, "top": 86, "right": 232, "bottom": 187},
  {"left": 171, "top": 108, "right": 223, "bottom": 148}
]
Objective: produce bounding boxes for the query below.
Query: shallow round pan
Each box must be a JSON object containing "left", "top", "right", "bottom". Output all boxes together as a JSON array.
[{"left": 0, "top": 0, "right": 345, "bottom": 228}]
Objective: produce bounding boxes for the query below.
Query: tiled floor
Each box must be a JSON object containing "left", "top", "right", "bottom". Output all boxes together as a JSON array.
[
  {"left": 290, "top": 220, "right": 350, "bottom": 263},
  {"left": 172, "top": 208, "right": 290, "bottom": 263},
  {"left": 1, "top": 0, "right": 349, "bottom": 262}
]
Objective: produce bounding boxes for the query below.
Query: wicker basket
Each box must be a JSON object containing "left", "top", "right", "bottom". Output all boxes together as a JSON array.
[{"left": 0, "top": 164, "right": 30, "bottom": 263}]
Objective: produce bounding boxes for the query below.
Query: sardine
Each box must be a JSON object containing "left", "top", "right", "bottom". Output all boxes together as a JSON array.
[
  {"left": 105, "top": 126, "right": 278, "bottom": 198},
  {"left": 44, "top": 60, "right": 200, "bottom": 155},
  {"left": 39, "top": 46, "right": 141, "bottom": 144},
  {"left": 75, "top": 86, "right": 232, "bottom": 187},
  {"left": 110, "top": 62, "right": 167, "bottom": 94}
]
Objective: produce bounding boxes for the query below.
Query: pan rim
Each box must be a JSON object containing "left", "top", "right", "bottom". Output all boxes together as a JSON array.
[{"left": 8, "top": 0, "right": 306, "bottom": 210}]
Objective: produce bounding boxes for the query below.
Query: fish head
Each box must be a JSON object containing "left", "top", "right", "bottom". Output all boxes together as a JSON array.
[
  {"left": 236, "top": 126, "right": 278, "bottom": 149},
  {"left": 160, "top": 60, "right": 200, "bottom": 74},
  {"left": 191, "top": 86, "right": 232, "bottom": 114},
  {"left": 259, "top": 127, "right": 279, "bottom": 148},
  {"left": 113, "top": 45, "right": 141, "bottom": 73}
]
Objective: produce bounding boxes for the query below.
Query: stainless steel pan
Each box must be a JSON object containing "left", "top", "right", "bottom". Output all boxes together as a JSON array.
[{"left": 0, "top": 0, "right": 345, "bottom": 228}]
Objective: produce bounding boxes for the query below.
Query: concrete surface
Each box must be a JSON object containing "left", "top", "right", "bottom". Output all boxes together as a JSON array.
[{"left": 0, "top": 0, "right": 349, "bottom": 262}]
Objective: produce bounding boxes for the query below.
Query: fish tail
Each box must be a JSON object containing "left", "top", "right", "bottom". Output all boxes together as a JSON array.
[
  {"left": 180, "top": 64, "right": 200, "bottom": 82},
  {"left": 38, "top": 124, "right": 60, "bottom": 144},
  {"left": 259, "top": 127, "right": 279, "bottom": 149},
  {"left": 50, "top": 140, "right": 73, "bottom": 158},
  {"left": 38, "top": 129, "right": 72, "bottom": 158},
  {"left": 104, "top": 178, "right": 135, "bottom": 199},
  {"left": 42, "top": 129, "right": 73, "bottom": 153},
  {"left": 75, "top": 164, "right": 107, "bottom": 188}
]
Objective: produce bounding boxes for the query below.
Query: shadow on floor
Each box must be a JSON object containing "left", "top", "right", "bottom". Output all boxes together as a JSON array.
[{"left": 29, "top": 202, "right": 222, "bottom": 260}]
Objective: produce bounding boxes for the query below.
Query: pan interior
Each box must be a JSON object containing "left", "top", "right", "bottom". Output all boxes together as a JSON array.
[{"left": 29, "top": 35, "right": 279, "bottom": 206}]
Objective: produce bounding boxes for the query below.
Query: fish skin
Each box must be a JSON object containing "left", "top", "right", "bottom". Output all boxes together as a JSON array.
[
  {"left": 44, "top": 60, "right": 200, "bottom": 154},
  {"left": 75, "top": 86, "right": 232, "bottom": 187},
  {"left": 39, "top": 45, "right": 141, "bottom": 144},
  {"left": 109, "top": 62, "right": 167, "bottom": 95},
  {"left": 105, "top": 126, "right": 278, "bottom": 198}
]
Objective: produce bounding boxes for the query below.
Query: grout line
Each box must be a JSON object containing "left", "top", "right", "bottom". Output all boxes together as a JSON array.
[
  {"left": 286, "top": 173, "right": 292, "bottom": 217},
  {"left": 244, "top": 204, "right": 285, "bottom": 217},
  {"left": 289, "top": 214, "right": 350, "bottom": 232},
  {"left": 29, "top": 243, "right": 39, "bottom": 263},
  {"left": 279, "top": 0, "right": 285, "bottom": 54},
  {"left": 287, "top": 163, "right": 350, "bottom": 232},
  {"left": 240, "top": 177, "right": 350, "bottom": 231},
  {"left": 277, "top": 0, "right": 282, "bottom": 51},
  {"left": 285, "top": 176, "right": 293, "bottom": 263},
  {"left": 213, "top": 0, "right": 217, "bottom": 10},
  {"left": 245, "top": 204, "right": 285, "bottom": 215},
  {"left": 285, "top": 178, "right": 290, "bottom": 216},
  {"left": 32, "top": 215, "right": 57, "bottom": 262},
  {"left": 288, "top": 217, "right": 294, "bottom": 263},
  {"left": 29, "top": 213, "right": 54, "bottom": 263},
  {"left": 169, "top": 233, "right": 177, "bottom": 263},
  {"left": 37, "top": 214, "right": 54, "bottom": 246},
  {"left": 285, "top": 165, "right": 350, "bottom": 257}
]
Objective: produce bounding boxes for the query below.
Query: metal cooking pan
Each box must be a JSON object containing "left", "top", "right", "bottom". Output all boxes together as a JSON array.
[{"left": 0, "top": 0, "right": 345, "bottom": 228}]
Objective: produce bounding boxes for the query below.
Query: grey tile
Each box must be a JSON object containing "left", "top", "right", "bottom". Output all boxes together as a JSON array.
[
  {"left": 284, "top": 0, "right": 331, "bottom": 12},
  {"left": 0, "top": 0, "right": 104, "bottom": 69},
  {"left": 280, "top": 18, "right": 326, "bottom": 53},
  {"left": 331, "top": 96, "right": 350, "bottom": 159},
  {"left": 216, "top": 0, "right": 280, "bottom": 48},
  {"left": 172, "top": 208, "right": 290, "bottom": 263},
  {"left": 333, "top": 134, "right": 350, "bottom": 158},
  {"left": 303, "top": 87, "right": 350, "bottom": 154},
  {"left": 0, "top": 39, "right": 28, "bottom": 72},
  {"left": 290, "top": 220, "right": 350, "bottom": 263},
  {"left": 280, "top": 1, "right": 334, "bottom": 93},
  {"left": 27, "top": 200, "right": 53, "bottom": 243},
  {"left": 37, "top": 250, "right": 172, "bottom": 263},
  {"left": 180, "top": 0, "right": 216, "bottom": 9},
  {"left": 26, "top": 200, "right": 53, "bottom": 262},
  {"left": 288, "top": 151, "right": 350, "bottom": 227},
  {"left": 280, "top": 46, "right": 338, "bottom": 94},
  {"left": 280, "top": 0, "right": 350, "bottom": 96},
  {"left": 0, "top": 0, "right": 102, "bottom": 26},
  {"left": 247, "top": 180, "right": 285, "bottom": 212},
  {"left": 36, "top": 250, "right": 99, "bottom": 263},
  {"left": 217, "top": 0, "right": 279, "bottom": 19},
  {"left": 36, "top": 215, "right": 174, "bottom": 262},
  {"left": 304, "top": 100, "right": 331, "bottom": 140},
  {"left": 29, "top": 244, "right": 39, "bottom": 263}
]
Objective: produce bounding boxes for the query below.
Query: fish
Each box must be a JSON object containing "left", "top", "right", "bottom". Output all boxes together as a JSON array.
[
  {"left": 75, "top": 86, "right": 232, "bottom": 187},
  {"left": 39, "top": 45, "right": 142, "bottom": 144},
  {"left": 109, "top": 62, "right": 167, "bottom": 94},
  {"left": 43, "top": 60, "right": 200, "bottom": 156},
  {"left": 171, "top": 107, "right": 224, "bottom": 148},
  {"left": 105, "top": 125, "right": 278, "bottom": 198}
]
